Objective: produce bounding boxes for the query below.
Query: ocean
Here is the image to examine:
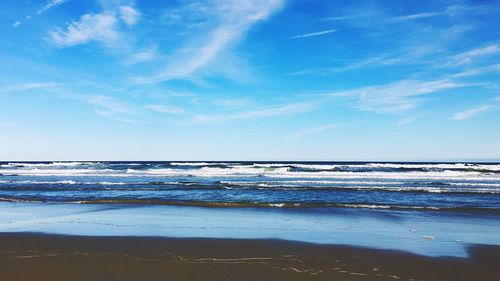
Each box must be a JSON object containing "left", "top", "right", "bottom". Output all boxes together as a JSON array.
[
  {"left": 1, "top": 161, "right": 499, "bottom": 211},
  {"left": 1, "top": 161, "right": 500, "bottom": 257}
]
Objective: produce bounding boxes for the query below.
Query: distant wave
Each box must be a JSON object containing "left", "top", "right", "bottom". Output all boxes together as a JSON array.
[
  {"left": 1, "top": 179, "right": 499, "bottom": 194},
  {"left": 0, "top": 162, "right": 96, "bottom": 168},
  {"left": 2, "top": 161, "right": 499, "bottom": 212},
  {"left": 3, "top": 167, "right": 500, "bottom": 181}
]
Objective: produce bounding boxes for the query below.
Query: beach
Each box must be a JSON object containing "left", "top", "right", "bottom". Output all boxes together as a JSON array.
[
  {"left": 1, "top": 201, "right": 500, "bottom": 280},
  {"left": 1, "top": 161, "right": 499, "bottom": 280},
  {"left": 2, "top": 233, "right": 499, "bottom": 281}
]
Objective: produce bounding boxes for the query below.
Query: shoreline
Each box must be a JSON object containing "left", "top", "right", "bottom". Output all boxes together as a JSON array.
[
  {"left": 1, "top": 202, "right": 499, "bottom": 257},
  {"left": 1, "top": 232, "right": 499, "bottom": 281}
]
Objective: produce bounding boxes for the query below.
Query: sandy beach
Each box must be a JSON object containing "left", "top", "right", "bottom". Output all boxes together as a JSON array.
[{"left": 1, "top": 233, "right": 499, "bottom": 281}]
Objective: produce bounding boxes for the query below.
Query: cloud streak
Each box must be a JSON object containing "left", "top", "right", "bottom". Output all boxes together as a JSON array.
[
  {"left": 193, "top": 101, "right": 316, "bottom": 123},
  {"left": 87, "top": 96, "right": 130, "bottom": 117},
  {"left": 135, "top": 0, "right": 284, "bottom": 84},
  {"left": 389, "top": 5, "right": 477, "bottom": 22},
  {"left": 1, "top": 82, "right": 60, "bottom": 94},
  {"left": 124, "top": 48, "right": 157, "bottom": 65},
  {"left": 37, "top": 0, "right": 68, "bottom": 15},
  {"left": 292, "top": 123, "right": 340, "bottom": 138},
  {"left": 452, "top": 105, "right": 493, "bottom": 120},
  {"left": 451, "top": 44, "right": 500, "bottom": 65},
  {"left": 331, "top": 79, "right": 463, "bottom": 113},
  {"left": 290, "top": 29, "right": 336, "bottom": 39},
  {"left": 145, "top": 104, "right": 185, "bottom": 114}
]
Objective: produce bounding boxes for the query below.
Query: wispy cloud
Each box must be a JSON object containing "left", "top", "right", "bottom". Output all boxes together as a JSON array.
[
  {"left": 87, "top": 96, "right": 130, "bottom": 117},
  {"left": 286, "top": 55, "right": 391, "bottom": 76},
  {"left": 119, "top": 5, "right": 140, "bottom": 26},
  {"left": 37, "top": 0, "right": 68, "bottom": 15},
  {"left": 451, "top": 96, "right": 500, "bottom": 121},
  {"left": 323, "top": 4, "right": 478, "bottom": 26},
  {"left": 1, "top": 82, "right": 60, "bottom": 93},
  {"left": 193, "top": 101, "right": 316, "bottom": 123},
  {"left": 145, "top": 104, "right": 185, "bottom": 114},
  {"left": 292, "top": 123, "right": 340, "bottom": 138},
  {"left": 451, "top": 44, "right": 500, "bottom": 65},
  {"left": 124, "top": 48, "right": 157, "bottom": 65},
  {"left": 48, "top": 5, "right": 140, "bottom": 48},
  {"left": 389, "top": 5, "right": 477, "bottom": 22},
  {"left": 49, "top": 13, "right": 119, "bottom": 47},
  {"left": 290, "top": 29, "right": 336, "bottom": 39},
  {"left": 452, "top": 104, "right": 493, "bottom": 120},
  {"left": 390, "top": 12, "right": 443, "bottom": 21},
  {"left": 12, "top": 0, "right": 69, "bottom": 29},
  {"left": 331, "top": 79, "right": 463, "bottom": 113},
  {"left": 135, "top": 0, "right": 284, "bottom": 84},
  {"left": 213, "top": 98, "right": 251, "bottom": 108},
  {"left": 452, "top": 64, "right": 500, "bottom": 78}
]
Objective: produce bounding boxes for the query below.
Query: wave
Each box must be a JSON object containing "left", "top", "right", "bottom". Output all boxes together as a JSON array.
[
  {"left": 2, "top": 161, "right": 500, "bottom": 181},
  {"left": 0, "top": 162, "right": 97, "bottom": 168},
  {"left": 250, "top": 162, "right": 500, "bottom": 172},
  {"left": 170, "top": 162, "right": 229, "bottom": 166},
  {"left": 1, "top": 196, "right": 498, "bottom": 212},
  {"left": 1, "top": 179, "right": 499, "bottom": 194}
]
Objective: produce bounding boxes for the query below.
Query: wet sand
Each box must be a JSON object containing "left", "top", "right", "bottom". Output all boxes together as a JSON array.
[{"left": 0, "top": 233, "right": 499, "bottom": 281}]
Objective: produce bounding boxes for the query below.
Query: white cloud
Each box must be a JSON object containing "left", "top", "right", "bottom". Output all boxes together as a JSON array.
[
  {"left": 452, "top": 64, "right": 500, "bottom": 78},
  {"left": 213, "top": 98, "right": 251, "bottom": 108},
  {"left": 135, "top": 0, "right": 284, "bottom": 84},
  {"left": 119, "top": 5, "right": 140, "bottom": 26},
  {"left": 193, "top": 101, "right": 315, "bottom": 123},
  {"left": 290, "top": 29, "right": 336, "bottom": 39},
  {"left": 452, "top": 44, "right": 500, "bottom": 65},
  {"left": 87, "top": 96, "right": 129, "bottom": 116},
  {"left": 37, "top": 0, "right": 67, "bottom": 15},
  {"left": 287, "top": 45, "right": 443, "bottom": 77},
  {"left": 49, "top": 13, "right": 119, "bottom": 47},
  {"left": 125, "top": 48, "right": 157, "bottom": 65},
  {"left": 145, "top": 104, "right": 185, "bottom": 114},
  {"left": 390, "top": 12, "right": 442, "bottom": 21},
  {"left": 331, "top": 79, "right": 463, "bottom": 113},
  {"left": 12, "top": 0, "right": 67, "bottom": 31},
  {"left": 292, "top": 123, "right": 339, "bottom": 138},
  {"left": 1, "top": 82, "right": 59, "bottom": 93},
  {"left": 452, "top": 105, "right": 492, "bottom": 120},
  {"left": 389, "top": 5, "right": 476, "bottom": 22}
]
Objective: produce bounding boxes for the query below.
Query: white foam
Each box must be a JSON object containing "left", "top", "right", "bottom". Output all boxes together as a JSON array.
[
  {"left": 268, "top": 203, "right": 285, "bottom": 207},
  {"left": 220, "top": 181, "right": 500, "bottom": 193},
  {"left": 170, "top": 162, "right": 222, "bottom": 166},
  {"left": 0, "top": 162, "right": 95, "bottom": 168},
  {"left": 3, "top": 163, "right": 500, "bottom": 182}
]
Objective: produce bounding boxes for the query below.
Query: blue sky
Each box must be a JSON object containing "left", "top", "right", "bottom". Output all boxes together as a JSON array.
[{"left": 1, "top": 0, "right": 499, "bottom": 161}]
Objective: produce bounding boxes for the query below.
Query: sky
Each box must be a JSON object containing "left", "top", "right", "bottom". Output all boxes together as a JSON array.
[{"left": 1, "top": 0, "right": 500, "bottom": 161}]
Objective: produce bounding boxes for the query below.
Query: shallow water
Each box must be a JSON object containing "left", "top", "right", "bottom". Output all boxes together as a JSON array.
[{"left": 0, "top": 202, "right": 499, "bottom": 257}]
